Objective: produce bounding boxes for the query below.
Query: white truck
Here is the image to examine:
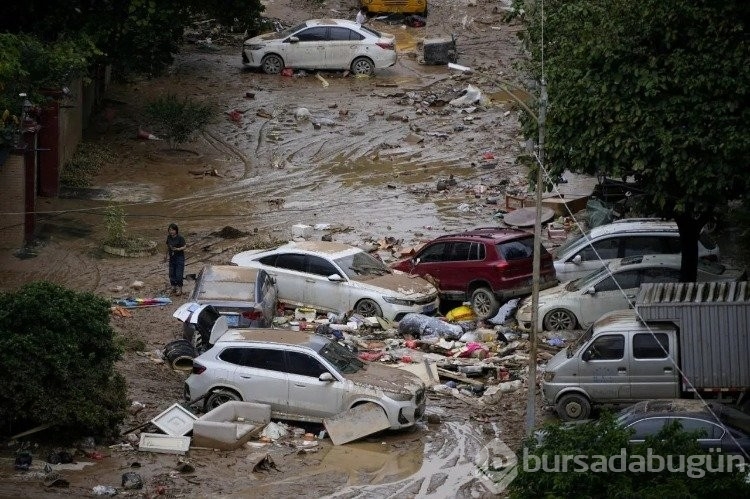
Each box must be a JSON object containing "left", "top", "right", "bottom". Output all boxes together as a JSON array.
[{"left": 542, "top": 281, "right": 750, "bottom": 420}]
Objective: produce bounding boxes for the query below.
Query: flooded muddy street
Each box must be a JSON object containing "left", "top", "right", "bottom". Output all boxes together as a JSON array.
[{"left": 0, "top": 1, "right": 551, "bottom": 497}]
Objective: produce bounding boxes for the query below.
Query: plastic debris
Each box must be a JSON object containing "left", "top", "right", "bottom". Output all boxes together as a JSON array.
[
  {"left": 399, "top": 313, "right": 464, "bottom": 340},
  {"left": 92, "top": 485, "right": 118, "bottom": 496}
]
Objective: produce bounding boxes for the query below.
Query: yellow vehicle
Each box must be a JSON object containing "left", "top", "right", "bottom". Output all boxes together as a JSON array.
[{"left": 361, "top": 0, "right": 427, "bottom": 16}]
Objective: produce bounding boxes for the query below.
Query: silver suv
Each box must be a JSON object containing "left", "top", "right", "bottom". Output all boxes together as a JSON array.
[
  {"left": 185, "top": 329, "right": 426, "bottom": 429},
  {"left": 553, "top": 218, "right": 720, "bottom": 282}
]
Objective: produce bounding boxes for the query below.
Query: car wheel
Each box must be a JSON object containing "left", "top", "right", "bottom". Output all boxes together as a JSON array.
[
  {"left": 261, "top": 54, "right": 284, "bottom": 74},
  {"left": 556, "top": 393, "right": 591, "bottom": 421},
  {"left": 183, "top": 325, "right": 209, "bottom": 354},
  {"left": 354, "top": 298, "right": 382, "bottom": 317},
  {"left": 543, "top": 308, "right": 577, "bottom": 331},
  {"left": 205, "top": 389, "right": 241, "bottom": 411},
  {"left": 350, "top": 57, "right": 374, "bottom": 76},
  {"left": 470, "top": 287, "right": 499, "bottom": 320}
]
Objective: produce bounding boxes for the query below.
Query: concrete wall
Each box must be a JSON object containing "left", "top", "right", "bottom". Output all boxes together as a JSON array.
[{"left": 0, "top": 153, "right": 26, "bottom": 248}]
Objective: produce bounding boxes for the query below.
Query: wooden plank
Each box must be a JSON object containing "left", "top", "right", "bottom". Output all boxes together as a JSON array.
[
  {"left": 437, "top": 367, "right": 485, "bottom": 387},
  {"left": 323, "top": 402, "right": 391, "bottom": 445}
]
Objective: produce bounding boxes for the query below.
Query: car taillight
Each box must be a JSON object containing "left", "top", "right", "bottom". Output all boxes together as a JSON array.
[
  {"left": 376, "top": 41, "right": 395, "bottom": 51},
  {"left": 192, "top": 362, "right": 206, "bottom": 375},
  {"left": 241, "top": 310, "right": 263, "bottom": 320}
]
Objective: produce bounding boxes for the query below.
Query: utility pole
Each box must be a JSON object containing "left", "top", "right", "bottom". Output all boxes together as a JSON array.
[{"left": 525, "top": 79, "right": 547, "bottom": 436}]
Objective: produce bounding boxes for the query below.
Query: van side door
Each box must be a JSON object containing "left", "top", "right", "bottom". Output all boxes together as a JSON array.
[
  {"left": 629, "top": 331, "right": 678, "bottom": 399},
  {"left": 579, "top": 333, "right": 630, "bottom": 401}
]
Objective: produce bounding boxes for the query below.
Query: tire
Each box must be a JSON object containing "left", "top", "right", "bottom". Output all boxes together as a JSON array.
[
  {"left": 556, "top": 393, "right": 591, "bottom": 421},
  {"left": 470, "top": 287, "right": 499, "bottom": 320},
  {"left": 543, "top": 309, "right": 578, "bottom": 331},
  {"left": 354, "top": 298, "right": 382, "bottom": 317},
  {"left": 183, "top": 324, "right": 209, "bottom": 354},
  {"left": 205, "top": 389, "right": 242, "bottom": 411},
  {"left": 261, "top": 54, "right": 284, "bottom": 74},
  {"left": 350, "top": 57, "right": 374, "bottom": 76},
  {"left": 163, "top": 339, "right": 197, "bottom": 371}
]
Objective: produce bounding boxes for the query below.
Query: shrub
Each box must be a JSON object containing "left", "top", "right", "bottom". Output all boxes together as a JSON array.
[
  {"left": 144, "top": 93, "right": 213, "bottom": 149},
  {"left": 60, "top": 142, "right": 114, "bottom": 187},
  {"left": 0, "top": 282, "right": 128, "bottom": 441}
]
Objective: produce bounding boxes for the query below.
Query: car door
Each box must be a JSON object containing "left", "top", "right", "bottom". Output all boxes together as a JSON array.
[
  {"left": 629, "top": 332, "right": 678, "bottom": 399},
  {"left": 327, "top": 26, "right": 363, "bottom": 69},
  {"left": 225, "top": 347, "right": 289, "bottom": 413},
  {"left": 303, "top": 255, "right": 351, "bottom": 312},
  {"left": 622, "top": 235, "right": 678, "bottom": 258},
  {"left": 560, "top": 237, "right": 620, "bottom": 281},
  {"left": 410, "top": 241, "right": 450, "bottom": 289},
  {"left": 284, "top": 350, "right": 346, "bottom": 417},
  {"left": 261, "top": 252, "right": 307, "bottom": 306},
  {"left": 674, "top": 417, "right": 725, "bottom": 451},
  {"left": 288, "top": 26, "right": 328, "bottom": 68},
  {"left": 579, "top": 333, "right": 630, "bottom": 400},
  {"left": 576, "top": 269, "right": 640, "bottom": 328},
  {"left": 626, "top": 416, "right": 671, "bottom": 444}
]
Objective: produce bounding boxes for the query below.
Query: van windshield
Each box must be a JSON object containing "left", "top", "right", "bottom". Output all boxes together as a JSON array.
[{"left": 568, "top": 326, "right": 593, "bottom": 358}]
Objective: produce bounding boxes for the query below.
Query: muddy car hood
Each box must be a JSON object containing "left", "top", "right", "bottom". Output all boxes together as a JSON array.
[
  {"left": 351, "top": 273, "right": 436, "bottom": 298},
  {"left": 344, "top": 363, "right": 424, "bottom": 395}
]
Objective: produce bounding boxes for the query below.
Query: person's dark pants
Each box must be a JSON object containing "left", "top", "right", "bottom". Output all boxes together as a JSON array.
[{"left": 169, "top": 253, "right": 185, "bottom": 288}]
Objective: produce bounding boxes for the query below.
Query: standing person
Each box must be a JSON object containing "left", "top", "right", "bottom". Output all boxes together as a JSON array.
[
  {"left": 165, "top": 223, "right": 186, "bottom": 295},
  {"left": 356, "top": 7, "right": 368, "bottom": 25}
]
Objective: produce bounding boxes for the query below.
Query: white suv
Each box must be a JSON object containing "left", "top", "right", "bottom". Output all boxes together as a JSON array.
[
  {"left": 553, "top": 218, "right": 720, "bottom": 282},
  {"left": 185, "top": 328, "right": 426, "bottom": 429}
]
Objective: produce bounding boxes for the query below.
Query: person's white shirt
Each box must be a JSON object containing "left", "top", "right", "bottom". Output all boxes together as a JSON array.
[{"left": 355, "top": 10, "right": 366, "bottom": 25}]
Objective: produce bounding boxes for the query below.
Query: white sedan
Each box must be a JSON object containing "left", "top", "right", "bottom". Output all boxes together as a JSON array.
[
  {"left": 231, "top": 241, "right": 439, "bottom": 321},
  {"left": 516, "top": 254, "right": 745, "bottom": 331},
  {"left": 242, "top": 19, "right": 397, "bottom": 76}
]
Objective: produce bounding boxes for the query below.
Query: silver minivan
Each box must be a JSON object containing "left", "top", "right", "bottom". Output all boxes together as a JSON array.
[{"left": 553, "top": 218, "right": 720, "bottom": 282}]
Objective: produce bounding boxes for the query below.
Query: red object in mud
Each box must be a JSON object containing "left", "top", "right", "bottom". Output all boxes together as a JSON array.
[
  {"left": 401, "top": 356, "right": 413, "bottom": 363},
  {"left": 228, "top": 110, "right": 242, "bottom": 123},
  {"left": 404, "top": 340, "right": 420, "bottom": 349},
  {"left": 85, "top": 450, "right": 106, "bottom": 460},
  {"left": 358, "top": 351, "right": 384, "bottom": 362},
  {"left": 137, "top": 129, "right": 159, "bottom": 140},
  {"left": 281, "top": 68, "right": 294, "bottom": 77},
  {"left": 482, "top": 151, "right": 495, "bottom": 160}
]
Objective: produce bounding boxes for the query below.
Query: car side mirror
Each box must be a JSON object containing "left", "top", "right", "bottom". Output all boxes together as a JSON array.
[
  {"left": 584, "top": 286, "right": 596, "bottom": 295},
  {"left": 289, "top": 36, "right": 299, "bottom": 43},
  {"left": 582, "top": 349, "right": 592, "bottom": 361},
  {"left": 413, "top": 257, "right": 421, "bottom": 266},
  {"left": 327, "top": 274, "right": 344, "bottom": 282},
  {"left": 319, "top": 372, "right": 334, "bottom": 382},
  {"left": 572, "top": 254, "right": 582, "bottom": 264}
]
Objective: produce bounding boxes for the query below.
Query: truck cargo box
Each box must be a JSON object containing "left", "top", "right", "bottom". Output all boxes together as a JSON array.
[{"left": 636, "top": 281, "right": 750, "bottom": 391}]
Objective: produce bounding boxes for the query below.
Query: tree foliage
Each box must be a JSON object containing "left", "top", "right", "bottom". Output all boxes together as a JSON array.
[
  {"left": 0, "top": 282, "right": 127, "bottom": 441},
  {"left": 144, "top": 93, "right": 214, "bottom": 148},
  {"left": 518, "top": 0, "right": 750, "bottom": 280},
  {"left": 0, "top": 0, "right": 265, "bottom": 77},
  {"left": 508, "top": 413, "right": 750, "bottom": 498}
]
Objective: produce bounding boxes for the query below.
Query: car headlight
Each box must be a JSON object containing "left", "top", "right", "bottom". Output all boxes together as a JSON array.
[
  {"left": 543, "top": 371, "right": 555, "bottom": 382},
  {"left": 387, "top": 391, "right": 413, "bottom": 402},
  {"left": 382, "top": 296, "right": 413, "bottom": 306},
  {"left": 244, "top": 44, "right": 265, "bottom": 51}
]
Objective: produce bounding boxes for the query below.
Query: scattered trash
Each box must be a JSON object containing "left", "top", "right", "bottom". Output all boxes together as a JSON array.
[
  {"left": 450, "top": 85, "right": 482, "bottom": 107},
  {"left": 247, "top": 452, "right": 278, "bottom": 472},
  {"left": 260, "top": 422, "right": 289, "bottom": 441},
  {"left": 547, "top": 337, "right": 565, "bottom": 347},
  {"left": 137, "top": 129, "right": 161, "bottom": 140},
  {"left": 448, "top": 62, "right": 471, "bottom": 72},
  {"left": 92, "top": 485, "right": 118, "bottom": 496},
  {"left": 399, "top": 313, "right": 464, "bottom": 340},
  {"left": 14, "top": 451, "right": 32, "bottom": 471},
  {"left": 122, "top": 471, "right": 144, "bottom": 490},
  {"left": 315, "top": 73, "right": 329, "bottom": 87},
  {"left": 323, "top": 402, "right": 392, "bottom": 445}
]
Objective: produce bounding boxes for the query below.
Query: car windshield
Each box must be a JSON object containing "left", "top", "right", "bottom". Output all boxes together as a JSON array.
[
  {"left": 553, "top": 232, "right": 587, "bottom": 258},
  {"left": 566, "top": 264, "right": 611, "bottom": 292},
  {"left": 567, "top": 325, "right": 593, "bottom": 358},
  {"left": 280, "top": 23, "right": 307, "bottom": 38},
  {"left": 335, "top": 251, "right": 392, "bottom": 278},
  {"left": 318, "top": 340, "right": 365, "bottom": 374}
]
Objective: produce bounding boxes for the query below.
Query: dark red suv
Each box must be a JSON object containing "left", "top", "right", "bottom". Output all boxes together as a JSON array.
[{"left": 392, "top": 228, "right": 558, "bottom": 319}]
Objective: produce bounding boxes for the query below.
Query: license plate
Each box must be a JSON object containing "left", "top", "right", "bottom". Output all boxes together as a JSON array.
[
  {"left": 422, "top": 303, "right": 437, "bottom": 314},
  {"left": 224, "top": 314, "right": 240, "bottom": 327}
]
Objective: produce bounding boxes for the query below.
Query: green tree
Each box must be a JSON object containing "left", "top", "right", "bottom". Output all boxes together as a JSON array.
[
  {"left": 0, "top": 282, "right": 127, "bottom": 440},
  {"left": 518, "top": 0, "right": 750, "bottom": 281},
  {"left": 508, "top": 413, "right": 750, "bottom": 498},
  {"left": 145, "top": 93, "right": 214, "bottom": 149},
  {"left": 0, "top": 0, "right": 265, "bottom": 77}
]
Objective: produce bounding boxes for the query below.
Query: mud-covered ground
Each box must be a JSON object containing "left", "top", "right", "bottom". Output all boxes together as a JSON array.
[{"left": 0, "top": 0, "right": 567, "bottom": 496}]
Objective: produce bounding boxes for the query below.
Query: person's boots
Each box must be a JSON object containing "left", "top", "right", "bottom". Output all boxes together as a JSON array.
[{"left": 177, "top": 286, "right": 183, "bottom": 296}]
